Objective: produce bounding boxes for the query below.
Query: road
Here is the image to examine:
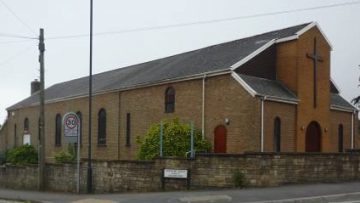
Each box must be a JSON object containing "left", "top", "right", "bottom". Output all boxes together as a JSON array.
[{"left": 1, "top": 182, "right": 360, "bottom": 203}]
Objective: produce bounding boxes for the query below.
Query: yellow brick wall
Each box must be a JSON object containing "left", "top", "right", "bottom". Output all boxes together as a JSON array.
[
  {"left": 330, "top": 110, "right": 353, "bottom": 151},
  {"left": 3, "top": 74, "right": 264, "bottom": 161},
  {"left": 263, "top": 101, "right": 297, "bottom": 152}
]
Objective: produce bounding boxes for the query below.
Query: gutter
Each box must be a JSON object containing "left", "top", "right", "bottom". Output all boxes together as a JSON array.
[{"left": 330, "top": 105, "right": 356, "bottom": 113}]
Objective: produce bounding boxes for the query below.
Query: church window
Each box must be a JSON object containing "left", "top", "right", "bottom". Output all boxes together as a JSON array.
[
  {"left": 165, "top": 87, "right": 175, "bottom": 113},
  {"left": 98, "top": 109, "right": 107, "bottom": 145},
  {"left": 126, "top": 113, "right": 131, "bottom": 146},
  {"left": 338, "top": 124, "right": 344, "bottom": 152},
  {"left": 14, "top": 124, "right": 17, "bottom": 147},
  {"left": 273, "top": 117, "right": 281, "bottom": 152},
  {"left": 24, "top": 118, "right": 29, "bottom": 132},
  {"left": 55, "top": 114, "right": 62, "bottom": 146},
  {"left": 76, "top": 111, "right": 82, "bottom": 145}
]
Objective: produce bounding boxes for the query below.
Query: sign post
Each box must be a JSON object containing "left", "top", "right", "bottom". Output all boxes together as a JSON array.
[{"left": 63, "top": 112, "right": 81, "bottom": 194}]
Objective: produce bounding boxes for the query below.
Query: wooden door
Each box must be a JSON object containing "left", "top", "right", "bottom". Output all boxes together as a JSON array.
[
  {"left": 214, "top": 125, "right": 227, "bottom": 153},
  {"left": 305, "top": 121, "right": 321, "bottom": 152}
]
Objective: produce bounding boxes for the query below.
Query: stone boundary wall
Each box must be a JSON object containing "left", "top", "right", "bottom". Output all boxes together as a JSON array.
[{"left": 0, "top": 153, "right": 360, "bottom": 193}]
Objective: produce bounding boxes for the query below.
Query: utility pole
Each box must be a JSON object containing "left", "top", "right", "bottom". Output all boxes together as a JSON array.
[
  {"left": 38, "top": 28, "right": 46, "bottom": 190},
  {"left": 87, "top": 0, "right": 94, "bottom": 194}
]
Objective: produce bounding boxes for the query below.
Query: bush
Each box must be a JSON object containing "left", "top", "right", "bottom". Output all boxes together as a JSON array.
[
  {"left": 54, "top": 144, "right": 76, "bottom": 163},
  {"left": 137, "top": 118, "right": 211, "bottom": 160},
  {"left": 5, "top": 144, "right": 38, "bottom": 165},
  {"left": 233, "top": 169, "right": 247, "bottom": 188}
]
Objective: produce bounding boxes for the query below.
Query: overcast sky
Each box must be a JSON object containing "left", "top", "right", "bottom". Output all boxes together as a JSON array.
[{"left": 0, "top": 0, "right": 359, "bottom": 123}]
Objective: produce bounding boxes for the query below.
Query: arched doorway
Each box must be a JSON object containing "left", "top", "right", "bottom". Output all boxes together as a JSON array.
[
  {"left": 214, "top": 125, "right": 227, "bottom": 153},
  {"left": 305, "top": 121, "right": 321, "bottom": 152}
]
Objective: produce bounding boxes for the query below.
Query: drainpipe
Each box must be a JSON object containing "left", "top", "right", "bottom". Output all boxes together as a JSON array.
[
  {"left": 351, "top": 110, "right": 355, "bottom": 149},
  {"left": 201, "top": 74, "right": 206, "bottom": 140},
  {"left": 260, "top": 96, "right": 266, "bottom": 152}
]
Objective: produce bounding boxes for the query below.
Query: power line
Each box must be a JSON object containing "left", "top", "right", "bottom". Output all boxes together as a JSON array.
[
  {"left": 0, "top": 32, "right": 37, "bottom": 40},
  {"left": 0, "top": 39, "right": 34, "bottom": 45},
  {"left": 47, "top": 0, "right": 360, "bottom": 40},
  {"left": 0, "top": 0, "right": 36, "bottom": 35}
]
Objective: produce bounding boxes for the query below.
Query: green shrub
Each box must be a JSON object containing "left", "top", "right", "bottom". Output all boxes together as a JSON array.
[
  {"left": 0, "top": 151, "right": 5, "bottom": 165},
  {"left": 233, "top": 169, "right": 247, "bottom": 188},
  {"left": 137, "top": 118, "right": 211, "bottom": 160},
  {"left": 54, "top": 144, "right": 76, "bottom": 163},
  {"left": 5, "top": 144, "right": 38, "bottom": 165}
]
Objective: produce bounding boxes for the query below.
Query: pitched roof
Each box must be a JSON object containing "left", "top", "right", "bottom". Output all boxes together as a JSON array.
[
  {"left": 331, "top": 94, "right": 356, "bottom": 111},
  {"left": 8, "top": 23, "right": 312, "bottom": 110},
  {"left": 237, "top": 74, "right": 298, "bottom": 102}
]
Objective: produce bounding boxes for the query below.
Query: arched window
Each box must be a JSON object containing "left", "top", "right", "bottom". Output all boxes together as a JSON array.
[
  {"left": 165, "top": 87, "right": 175, "bottom": 113},
  {"left": 98, "top": 109, "right": 106, "bottom": 145},
  {"left": 14, "top": 124, "right": 17, "bottom": 147},
  {"left": 76, "top": 111, "right": 82, "bottom": 145},
  {"left": 55, "top": 114, "right": 62, "bottom": 146},
  {"left": 273, "top": 117, "right": 281, "bottom": 152},
  {"left": 24, "top": 118, "right": 29, "bottom": 132},
  {"left": 338, "top": 124, "right": 344, "bottom": 152}
]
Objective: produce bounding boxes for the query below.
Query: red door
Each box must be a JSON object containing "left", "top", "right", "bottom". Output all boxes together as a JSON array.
[
  {"left": 214, "top": 125, "right": 227, "bottom": 153},
  {"left": 305, "top": 121, "right": 321, "bottom": 152}
]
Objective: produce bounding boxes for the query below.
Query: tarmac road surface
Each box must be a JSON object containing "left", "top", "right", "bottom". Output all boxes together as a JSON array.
[{"left": 2, "top": 182, "right": 360, "bottom": 203}]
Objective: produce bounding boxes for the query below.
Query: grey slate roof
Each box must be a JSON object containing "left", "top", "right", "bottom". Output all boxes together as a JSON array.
[
  {"left": 238, "top": 74, "right": 298, "bottom": 102},
  {"left": 8, "top": 23, "right": 312, "bottom": 110},
  {"left": 331, "top": 94, "right": 356, "bottom": 111}
]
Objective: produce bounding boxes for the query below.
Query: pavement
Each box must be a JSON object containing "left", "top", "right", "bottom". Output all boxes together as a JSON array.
[{"left": 1, "top": 182, "right": 360, "bottom": 203}]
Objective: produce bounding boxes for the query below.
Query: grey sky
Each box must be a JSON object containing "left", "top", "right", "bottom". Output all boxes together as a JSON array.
[{"left": 0, "top": 0, "right": 359, "bottom": 123}]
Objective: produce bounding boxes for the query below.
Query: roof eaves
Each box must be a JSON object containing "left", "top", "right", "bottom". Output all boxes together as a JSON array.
[
  {"left": 230, "top": 39, "right": 276, "bottom": 71},
  {"left": 231, "top": 71, "right": 257, "bottom": 97},
  {"left": 262, "top": 95, "right": 299, "bottom": 105},
  {"left": 330, "top": 105, "right": 356, "bottom": 113},
  {"left": 276, "top": 22, "right": 333, "bottom": 50}
]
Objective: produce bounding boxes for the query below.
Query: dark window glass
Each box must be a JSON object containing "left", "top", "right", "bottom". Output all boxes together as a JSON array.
[
  {"left": 76, "top": 111, "right": 82, "bottom": 145},
  {"left": 98, "top": 109, "right": 106, "bottom": 145},
  {"left": 126, "top": 113, "right": 131, "bottom": 146},
  {"left": 338, "top": 124, "right": 344, "bottom": 152},
  {"left": 14, "top": 124, "right": 17, "bottom": 147},
  {"left": 165, "top": 87, "right": 175, "bottom": 113},
  {"left": 24, "top": 118, "right": 29, "bottom": 132},
  {"left": 55, "top": 114, "right": 62, "bottom": 146},
  {"left": 274, "top": 117, "right": 281, "bottom": 152}
]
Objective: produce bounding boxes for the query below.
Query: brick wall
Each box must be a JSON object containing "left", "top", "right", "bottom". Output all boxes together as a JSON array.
[
  {"left": 1, "top": 153, "right": 360, "bottom": 193},
  {"left": 0, "top": 121, "right": 8, "bottom": 152},
  {"left": 1, "top": 74, "right": 263, "bottom": 161},
  {"left": 263, "top": 101, "right": 297, "bottom": 152}
]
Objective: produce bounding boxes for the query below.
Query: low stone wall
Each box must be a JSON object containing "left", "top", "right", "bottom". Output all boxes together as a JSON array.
[{"left": 0, "top": 153, "right": 360, "bottom": 193}]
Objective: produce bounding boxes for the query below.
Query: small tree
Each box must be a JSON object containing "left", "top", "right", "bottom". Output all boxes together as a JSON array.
[{"left": 137, "top": 118, "right": 211, "bottom": 160}]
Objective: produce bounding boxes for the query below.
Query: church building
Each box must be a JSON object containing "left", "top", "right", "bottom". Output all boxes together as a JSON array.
[{"left": 0, "top": 22, "right": 358, "bottom": 161}]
